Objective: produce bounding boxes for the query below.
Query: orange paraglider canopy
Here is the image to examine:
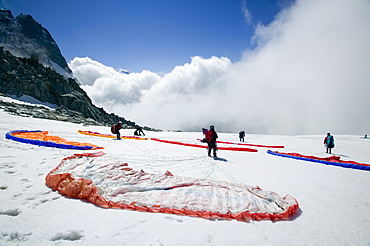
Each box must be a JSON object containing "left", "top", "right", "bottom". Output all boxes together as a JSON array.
[
  {"left": 78, "top": 130, "right": 148, "bottom": 140},
  {"left": 6, "top": 130, "right": 103, "bottom": 150}
]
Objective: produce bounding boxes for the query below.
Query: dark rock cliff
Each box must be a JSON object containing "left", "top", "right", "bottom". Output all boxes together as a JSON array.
[{"left": 0, "top": 47, "right": 137, "bottom": 127}]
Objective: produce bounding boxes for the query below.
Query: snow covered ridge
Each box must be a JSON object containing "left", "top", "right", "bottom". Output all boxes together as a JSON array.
[
  {"left": 45, "top": 152, "right": 299, "bottom": 222},
  {"left": 0, "top": 95, "right": 57, "bottom": 109},
  {"left": 0, "top": 95, "right": 102, "bottom": 125}
]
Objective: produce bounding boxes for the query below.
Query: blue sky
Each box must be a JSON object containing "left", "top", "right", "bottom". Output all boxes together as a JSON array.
[
  {"left": 3, "top": 0, "right": 369, "bottom": 135},
  {"left": 1, "top": 0, "right": 290, "bottom": 73}
]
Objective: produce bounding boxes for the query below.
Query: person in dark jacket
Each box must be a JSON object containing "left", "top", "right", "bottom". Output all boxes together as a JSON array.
[
  {"left": 323, "top": 132, "right": 335, "bottom": 154},
  {"left": 205, "top": 125, "right": 218, "bottom": 157},
  {"left": 239, "top": 131, "right": 245, "bottom": 142},
  {"left": 134, "top": 126, "right": 145, "bottom": 136}
]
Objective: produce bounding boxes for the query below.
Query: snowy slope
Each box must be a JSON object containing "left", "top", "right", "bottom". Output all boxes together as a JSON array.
[{"left": 0, "top": 109, "right": 370, "bottom": 245}]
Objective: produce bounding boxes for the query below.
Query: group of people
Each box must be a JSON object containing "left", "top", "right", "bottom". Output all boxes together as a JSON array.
[
  {"left": 239, "top": 130, "right": 336, "bottom": 154},
  {"left": 112, "top": 121, "right": 336, "bottom": 156},
  {"left": 202, "top": 128, "right": 245, "bottom": 157},
  {"left": 111, "top": 121, "right": 145, "bottom": 140}
]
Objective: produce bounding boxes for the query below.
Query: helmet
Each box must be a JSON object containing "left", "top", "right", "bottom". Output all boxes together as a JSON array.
[{"left": 210, "top": 125, "right": 214, "bottom": 129}]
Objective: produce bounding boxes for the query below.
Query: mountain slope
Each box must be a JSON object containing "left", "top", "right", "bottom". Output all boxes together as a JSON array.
[{"left": 0, "top": 46, "right": 139, "bottom": 127}]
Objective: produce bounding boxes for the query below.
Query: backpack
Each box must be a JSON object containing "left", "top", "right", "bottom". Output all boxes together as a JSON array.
[
  {"left": 327, "top": 135, "right": 335, "bottom": 148},
  {"left": 205, "top": 130, "right": 213, "bottom": 143},
  {"left": 111, "top": 125, "right": 116, "bottom": 134}
]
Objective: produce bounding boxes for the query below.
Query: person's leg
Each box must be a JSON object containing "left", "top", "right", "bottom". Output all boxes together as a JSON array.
[{"left": 117, "top": 131, "right": 121, "bottom": 140}]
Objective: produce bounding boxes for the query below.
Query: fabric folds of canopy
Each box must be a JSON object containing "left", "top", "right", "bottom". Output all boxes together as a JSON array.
[{"left": 46, "top": 152, "right": 299, "bottom": 222}]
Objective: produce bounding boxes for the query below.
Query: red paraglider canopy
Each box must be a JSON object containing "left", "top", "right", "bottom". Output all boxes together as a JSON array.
[{"left": 152, "top": 138, "right": 258, "bottom": 152}]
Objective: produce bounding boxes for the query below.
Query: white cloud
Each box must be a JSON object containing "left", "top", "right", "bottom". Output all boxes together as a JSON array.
[
  {"left": 69, "top": 57, "right": 160, "bottom": 108},
  {"left": 70, "top": 0, "right": 370, "bottom": 135},
  {"left": 240, "top": 1, "right": 253, "bottom": 26}
]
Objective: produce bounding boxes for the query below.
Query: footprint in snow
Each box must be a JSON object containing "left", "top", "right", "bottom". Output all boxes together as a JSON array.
[
  {"left": 0, "top": 232, "right": 32, "bottom": 242},
  {"left": 165, "top": 216, "right": 183, "bottom": 223},
  {"left": 0, "top": 208, "right": 21, "bottom": 216}
]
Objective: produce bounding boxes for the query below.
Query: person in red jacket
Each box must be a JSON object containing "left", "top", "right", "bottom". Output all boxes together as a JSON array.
[
  {"left": 205, "top": 125, "right": 218, "bottom": 157},
  {"left": 111, "top": 121, "right": 123, "bottom": 140}
]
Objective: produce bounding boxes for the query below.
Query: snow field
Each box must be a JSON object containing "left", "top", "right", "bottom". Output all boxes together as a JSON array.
[{"left": 1, "top": 110, "right": 370, "bottom": 245}]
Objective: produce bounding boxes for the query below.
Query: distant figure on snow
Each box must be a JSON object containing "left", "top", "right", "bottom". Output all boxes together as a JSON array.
[
  {"left": 111, "top": 121, "right": 123, "bottom": 140},
  {"left": 239, "top": 131, "right": 245, "bottom": 142},
  {"left": 323, "top": 132, "right": 335, "bottom": 154},
  {"left": 205, "top": 125, "right": 218, "bottom": 157},
  {"left": 364, "top": 135, "right": 368, "bottom": 139},
  {"left": 201, "top": 128, "right": 208, "bottom": 143},
  {"left": 134, "top": 126, "right": 145, "bottom": 136}
]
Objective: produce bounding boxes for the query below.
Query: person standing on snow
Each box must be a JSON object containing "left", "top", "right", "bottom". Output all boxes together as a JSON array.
[
  {"left": 239, "top": 131, "right": 245, "bottom": 142},
  {"left": 112, "top": 121, "right": 123, "bottom": 140},
  {"left": 323, "top": 132, "right": 335, "bottom": 154},
  {"left": 206, "top": 125, "right": 218, "bottom": 157}
]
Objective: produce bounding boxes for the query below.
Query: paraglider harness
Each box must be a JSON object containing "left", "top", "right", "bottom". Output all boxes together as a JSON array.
[
  {"left": 205, "top": 130, "right": 213, "bottom": 143},
  {"left": 325, "top": 135, "right": 334, "bottom": 148},
  {"left": 206, "top": 129, "right": 218, "bottom": 148},
  {"left": 111, "top": 125, "right": 117, "bottom": 134},
  {"left": 111, "top": 122, "right": 122, "bottom": 134}
]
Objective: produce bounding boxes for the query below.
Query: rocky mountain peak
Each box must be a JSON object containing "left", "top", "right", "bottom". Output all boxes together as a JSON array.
[
  {"left": 0, "top": 9, "right": 14, "bottom": 21},
  {"left": 0, "top": 9, "right": 72, "bottom": 76}
]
